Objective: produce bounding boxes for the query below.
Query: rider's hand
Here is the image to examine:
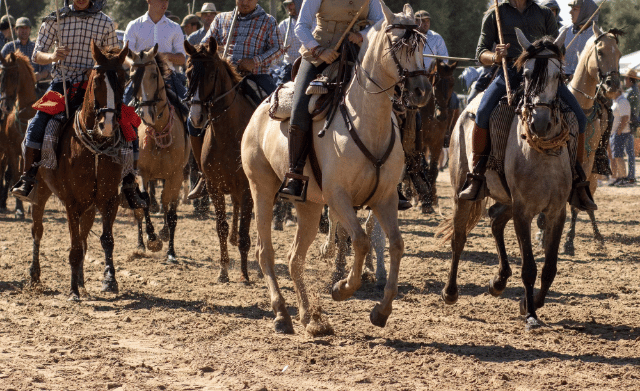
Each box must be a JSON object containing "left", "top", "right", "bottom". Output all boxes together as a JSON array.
[
  {"left": 237, "top": 58, "right": 256, "bottom": 73},
  {"left": 51, "top": 45, "right": 70, "bottom": 62},
  {"left": 347, "top": 32, "right": 363, "bottom": 45},
  {"left": 494, "top": 43, "right": 510, "bottom": 63},
  {"left": 318, "top": 48, "right": 339, "bottom": 64}
]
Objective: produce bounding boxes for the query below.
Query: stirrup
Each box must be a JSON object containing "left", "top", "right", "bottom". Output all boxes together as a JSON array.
[
  {"left": 458, "top": 173, "right": 487, "bottom": 201},
  {"left": 188, "top": 175, "right": 207, "bottom": 199},
  {"left": 277, "top": 172, "right": 309, "bottom": 203},
  {"left": 10, "top": 175, "right": 38, "bottom": 204}
]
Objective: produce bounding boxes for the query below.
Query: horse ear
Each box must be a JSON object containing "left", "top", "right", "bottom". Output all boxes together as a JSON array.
[
  {"left": 184, "top": 39, "right": 197, "bottom": 56},
  {"left": 91, "top": 40, "right": 107, "bottom": 64},
  {"left": 149, "top": 43, "right": 159, "bottom": 59},
  {"left": 207, "top": 36, "right": 218, "bottom": 54},
  {"left": 515, "top": 28, "right": 532, "bottom": 51},
  {"left": 553, "top": 28, "right": 568, "bottom": 50},
  {"left": 118, "top": 42, "right": 129, "bottom": 64},
  {"left": 592, "top": 23, "right": 602, "bottom": 37},
  {"left": 403, "top": 3, "right": 413, "bottom": 18},
  {"left": 450, "top": 61, "right": 458, "bottom": 69},
  {"left": 380, "top": 0, "right": 395, "bottom": 24}
]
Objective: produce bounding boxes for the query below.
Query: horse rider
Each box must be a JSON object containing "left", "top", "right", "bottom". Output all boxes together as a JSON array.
[
  {"left": 1, "top": 17, "right": 51, "bottom": 82},
  {"left": 10, "top": 0, "right": 147, "bottom": 209},
  {"left": 458, "top": 0, "right": 597, "bottom": 212},
  {"left": 415, "top": 10, "right": 447, "bottom": 70},
  {"left": 187, "top": 3, "right": 218, "bottom": 46},
  {"left": 181, "top": 14, "right": 202, "bottom": 40},
  {"left": 537, "top": 0, "right": 562, "bottom": 26},
  {"left": 275, "top": 0, "right": 303, "bottom": 84},
  {"left": 560, "top": 0, "right": 599, "bottom": 81},
  {"left": 278, "top": 0, "right": 384, "bottom": 200},
  {"left": 0, "top": 15, "right": 14, "bottom": 50},
  {"left": 188, "top": 0, "right": 282, "bottom": 199}
]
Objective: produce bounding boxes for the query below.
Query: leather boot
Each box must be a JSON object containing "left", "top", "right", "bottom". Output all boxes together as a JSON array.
[
  {"left": 11, "top": 147, "right": 41, "bottom": 202},
  {"left": 458, "top": 124, "right": 490, "bottom": 200},
  {"left": 397, "top": 185, "right": 412, "bottom": 211},
  {"left": 121, "top": 164, "right": 147, "bottom": 209},
  {"left": 188, "top": 135, "right": 207, "bottom": 199},
  {"left": 570, "top": 159, "right": 598, "bottom": 212},
  {"left": 279, "top": 124, "right": 311, "bottom": 199}
]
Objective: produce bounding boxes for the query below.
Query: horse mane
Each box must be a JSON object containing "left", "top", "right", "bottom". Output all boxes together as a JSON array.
[
  {"left": 9, "top": 51, "right": 36, "bottom": 84},
  {"left": 154, "top": 53, "right": 174, "bottom": 81},
  {"left": 513, "top": 36, "right": 563, "bottom": 97},
  {"left": 606, "top": 28, "right": 625, "bottom": 44}
]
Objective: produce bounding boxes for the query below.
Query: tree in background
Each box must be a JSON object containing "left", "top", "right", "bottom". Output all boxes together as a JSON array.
[{"left": 599, "top": 0, "right": 640, "bottom": 55}]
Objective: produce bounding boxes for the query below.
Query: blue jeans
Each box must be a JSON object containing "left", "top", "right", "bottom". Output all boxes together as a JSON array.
[
  {"left": 476, "top": 66, "right": 587, "bottom": 135},
  {"left": 25, "top": 81, "right": 85, "bottom": 149},
  {"left": 244, "top": 73, "right": 277, "bottom": 104},
  {"left": 611, "top": 132, "right": 635, "bottom": 179},
  {"left": 627, "top": 132, "right": 636, "bottom": 179}
]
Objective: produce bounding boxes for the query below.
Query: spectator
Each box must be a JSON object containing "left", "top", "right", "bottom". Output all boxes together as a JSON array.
[
  {"left": 181, "top": 14, "right": 202, "bottom": 38},
  {"left": 0, "top": 15, "right": 14, "bottom": 49},
  {"left": 609, "top": 88, "right": 632, "bottom": 186},
  {"left": 188, "top": 3, "right": 218, "bottom": 45},
  {"left": 1, "top": 17, "right": 51, "bottom": 82},
  {"left": 415, "top": 10, "right": 448, "bottom": 70}
]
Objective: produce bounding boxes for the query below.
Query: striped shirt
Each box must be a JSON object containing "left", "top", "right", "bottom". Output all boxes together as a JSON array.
[
  {"left": 33, "top": 8, "right": 117, "bottom": 85},
  {"left": 560, "top": 24, "right": 594, "bottom": 76},
  {"left": 202, "top": 5, "right": 282, "bottom": 75},
  {"left": 423, "top": 30, "right": 448, "bottom": 69},
  {"left": 278, "top": 17, "right": 302, "bottom": 65},
  {"left": 1, "top": 39, "right": 51, "bottom": 74}
]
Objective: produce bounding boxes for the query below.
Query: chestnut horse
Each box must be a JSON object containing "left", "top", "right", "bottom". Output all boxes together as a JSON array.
[
  {"left": 184, "top": 38, "right": 254, "bottom": 282},
  {"left": 0, "top": 52, "right": 38, "bottom": 219},
  {"left": 128, "top": 45, "right": 190, "bottom": 263},
  {"left": 29, "top": 42, "right": 130, "bottom": 299}
]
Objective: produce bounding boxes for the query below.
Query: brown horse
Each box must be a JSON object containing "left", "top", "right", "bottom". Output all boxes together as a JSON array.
[
  {"left": 128, "top": 45, "right": 190, "bottom": 262},
  {"left": 184, "top": 38, "right": 254, "bottom": 282},
  {"left": 29, "top": 42, "right": 130, "bottom": 299},
  {"left": 0, "top": 52, "right": 38, "bottom": 219},
  {"left": 418, "top": 60, "right": 457, "bottom": 214}
]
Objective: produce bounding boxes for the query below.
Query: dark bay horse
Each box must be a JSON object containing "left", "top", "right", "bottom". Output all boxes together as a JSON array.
[
  {"left": 184, "top": 38, "right": 254, "bottom": 282},
  {"left": 30, "top": 42, "right": 130, "bottom": 299},
  {"left": 0, "top": 52, "right": 38, "bottom": 219}
]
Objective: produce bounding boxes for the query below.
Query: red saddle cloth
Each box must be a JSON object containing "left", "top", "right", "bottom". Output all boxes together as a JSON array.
[{"left": 119, "top": 105, "right": 141, "bottom": 142}]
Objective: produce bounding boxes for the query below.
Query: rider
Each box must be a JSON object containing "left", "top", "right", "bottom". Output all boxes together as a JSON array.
[
  {"left": 181, "top": 14, "right": 202, "bottom": 39},
  {"left": 459, "top": 0, "right": 597, "bottom": 211},
  {"left": 0, "top": 15, "right": 14, "bottom": 50},
  {"left": 415, "top": 10, "right": 448, "bottom": 70},
  {"left": 278, "top": 0, "right": 385, "bottom": 199},
  {"left": 1, "top": 17, "right": 51, "bottom": 82},
  {"left": 560, "top": 0, "right": 598, "bottom": 80},
  {"left": 537, "top": 0, "right": 562, "bottom": 26},
  {"left": 187, "top": 3, "right": 218, "bottom": 46},
  {"left": 275, "top": 0, "right": 303, "bottom": 84},
  {"left": 11, "top": 0, "right": 146, "bottom": 209}
]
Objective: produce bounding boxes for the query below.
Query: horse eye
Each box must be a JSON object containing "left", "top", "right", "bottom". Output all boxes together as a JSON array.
[{"left": 597, "top": 50, "right": 603, "bottom": 56}]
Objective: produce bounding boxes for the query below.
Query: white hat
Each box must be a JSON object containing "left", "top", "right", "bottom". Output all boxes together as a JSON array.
[{"left": 196, "top": 3, "right": 218, "bottom": 17}]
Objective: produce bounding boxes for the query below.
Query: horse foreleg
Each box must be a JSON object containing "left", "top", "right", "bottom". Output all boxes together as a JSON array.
[
  {"left": 272, "top": 199, "right": 285, "bottom": 231},
  {"left": 534, "top": 207, "right": 566, "bottom": 311},
  {"left": 563, "top": 207, "right": 579, "bottom": 256},
  {"left": 29, "top": 183, "right": 52, "bottom": 286},
  {"left": 66, "top": 208, "right": 85, "bottom": 300},
  {"left": 142, "top": 198, "right": 162, "bottom": 253},
  {"left": 211, "top": 191, "right": 230, "bottom": 283},
  {"left": 230, "top": 201, "right": 239, "bottom": 247},
  {"left": 330, "top": 220, "right": 349, "bottom": 287},
  {"left": 98, "top": 197, "right": 119, "bottom": 294},
  {"left": 587, "top": 210, "right": 605, "bottom": 248},
  {"left": 78, "top": 206, "right": 97, "bottom": 295},
  {"left": 512, "top": 212, "right": 540, "bottom": 330},
  {"left": 165, "top": 202, "right": 178, "bottom": 263},
  {"left": 368, "top": 213, "right": 387, "bottom": 289},
  {"left": 488, "top": 203, "right": 513, "bottom": 297},
  {"left": 424, "top": 150, "right": 441, "bottom": 213},
  {"left": 442, "top": 199, "right": 477, "bottom": 305},
  {"left": 363, "top": 212, "right": 375, "bottom": 277},
  {"left": 135, "top": 208, "right": 145, "bottom": 251},
  {"left": 238, "top": 191, "right": 253, "bottom": 282}
]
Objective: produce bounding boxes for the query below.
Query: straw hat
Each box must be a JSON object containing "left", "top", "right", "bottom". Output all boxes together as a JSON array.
[
  {"left": 196, "top": 3, "right": 218, "bottom": 17},
  {"left": 626, "top": 69, "right": 639, "bottom": 80}
]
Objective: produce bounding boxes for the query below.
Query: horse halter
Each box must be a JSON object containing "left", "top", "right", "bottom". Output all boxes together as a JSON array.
[
  {"left": 130, "top": 60, "right": 167, "bottom": 121},
  {"left": 571, "top": 33, "right": 620, "bottom": 101}
]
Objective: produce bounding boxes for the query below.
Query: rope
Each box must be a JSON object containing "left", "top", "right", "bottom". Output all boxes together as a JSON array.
[
  {"left": 74, "top": 111, "right": 125, "bottom": 160},
  {"left": 144, "top": 104, "right": 175, "bottom": 149},
  {"left": 521, "top": 106, "right": 570, "bottom": 154}
]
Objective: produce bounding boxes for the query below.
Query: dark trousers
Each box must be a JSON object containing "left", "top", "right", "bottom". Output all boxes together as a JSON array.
[{"left": 290, "top": 60, "right": 327, "bottom": 133}]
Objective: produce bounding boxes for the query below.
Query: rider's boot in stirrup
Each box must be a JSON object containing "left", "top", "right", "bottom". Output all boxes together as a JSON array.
[
  {"left": 188, "top": 135, "right": 207, "bottom": 199},
  {"left": 458, "top": 124, "right": 490, "bottom": 201},
  {"left": 279, "top": 124, "right": 311, "bottom": 201},
  {"left": 11, "top": 147, "right": 41, "bottom": 203},
  {"left": 122, "top": 163, "right": 147, "bottom": 209}
]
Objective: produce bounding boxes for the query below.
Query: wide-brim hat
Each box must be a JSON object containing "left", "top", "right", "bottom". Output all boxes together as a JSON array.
[
  {"left": 15, "top": 17, "right": 31, "bottom": 28},
  {"left": 415, "top": 10, "right": 430, "bottom": 20},
  {"left": 196, "top": 3, "right": 218, "bottom": 17},
  {"left": 626, "top": 69, "right": 639, "bottom": 79}
]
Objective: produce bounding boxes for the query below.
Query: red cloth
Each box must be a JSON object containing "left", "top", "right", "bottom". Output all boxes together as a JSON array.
[
  {"left": 32, "top": 91, "right": 66, "bottom": 115},
  {"left": 119, "top": 105, "right": 141, "bottom": 142}
]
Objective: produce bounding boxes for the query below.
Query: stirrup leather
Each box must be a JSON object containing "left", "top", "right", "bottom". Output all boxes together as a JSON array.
[{"left": 277, "top": 172, "right": 309, "bottom": 203}]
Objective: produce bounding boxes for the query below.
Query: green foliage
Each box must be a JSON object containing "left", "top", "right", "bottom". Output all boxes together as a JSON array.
[{"left": 599, "top": 0, "right": 640, "bottom": 55}]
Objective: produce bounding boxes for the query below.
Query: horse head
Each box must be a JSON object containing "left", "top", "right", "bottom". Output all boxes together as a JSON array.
[
  {"left": 87, "top": 40, "right": 128, "bottom": 138},
  {"left": 586, "top": 25, "right": 622, "bottom": 99},
  {"left": 128, "top": 44, "right": 170, "bottom": 126},
  {"left": 0, "top": 53, "right": 20, "bottom": 117},
  {"left": 365, "top": 3, "right": 430, "bottom": 108},
  {"left": 514, "top": 28, "right": 567, "bottom": 140},
  {"left": 429, "top": 60, "right": 458, "bottom": 121}
]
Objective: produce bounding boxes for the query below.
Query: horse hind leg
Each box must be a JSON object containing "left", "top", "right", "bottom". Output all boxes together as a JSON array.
[
  {"left": 142, "top": 189, "right": 163, "bottom": 253},
  {"left": 77, "top": 206, "right": 97, "bottom": 297},
  {"left": 563, "top": 207, "right": 579, "bottom": 255},
  {"left": 237, "top": 190, "right": 253, "bottom": 282},
  {"left": 65, "top": 208, "right": 86, "bottom": 300},
  {"left": 29, "top": 182, "right": 52, "bottom": 286},
  {"left": 488, "top": 203, "right": 513, "bottom": 297},
  {"left": 135, "top": 208, "right": 145, "bottom": 251},
  {"left": 211, "top": 191, "right": 231, "bottom": 283},
  {"left": 164, "top": 202, "right": 178, "bottom": 263},
  {"left": 98, "top": 199, "right": 119, "bottom": 294},
  {"left": 587, "top": 210, "right": 605, "bottom": 249},
  {"left": 229, "top": 202, "right": 240, "bottom": 247},
  {"left": 368, "top": 213, "right": 387, "bottom": 289}
]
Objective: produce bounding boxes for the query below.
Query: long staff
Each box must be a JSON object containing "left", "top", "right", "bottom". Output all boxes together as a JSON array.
[
  {"left": 2, "top": 0, "right": 15, "bottom": 53},
  {"left": 283, "top": 16, "right": 292, "bottom": 51},
  {"left": 566, "top": 0, "right": 609, "bottom": 51},
  {"left": 423, "top": 54, "right": 476, "bottom": 62},
  {"left": 332, "top": 0, "right": 367, "bottom": 51},
  {"left": 493, "top": 0, "right": 512, "bottom": 105},
  {"left": 54, "top": 0, "right": 69, "bottom": 118},
  {"left": 222, "top": 7, "right": 239, "bottom": 59}
]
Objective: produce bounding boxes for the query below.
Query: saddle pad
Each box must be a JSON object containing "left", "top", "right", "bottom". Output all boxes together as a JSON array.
[
  {"left": 487, "top": 101, "right": 516, "bottom": 175},
  {"left": 268, "top": 81, "right": 329, "bottom": 122}
]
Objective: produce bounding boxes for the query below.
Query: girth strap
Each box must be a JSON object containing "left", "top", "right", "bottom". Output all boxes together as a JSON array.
[{"left": 339, "top": 102, "right": 395, "bottom": 207}]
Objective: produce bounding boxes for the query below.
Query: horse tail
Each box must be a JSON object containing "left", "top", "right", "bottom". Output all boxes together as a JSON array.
[{"left": 435, "top": 199, "right": 486, "bottom": 246}]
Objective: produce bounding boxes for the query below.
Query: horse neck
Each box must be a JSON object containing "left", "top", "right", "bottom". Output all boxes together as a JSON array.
[
  {"left": 16, "top": 64, "right": 37, "bottom": 113},
  {"left": 569, "top": 42, "right": 598, "bottom": 110},
  {"left": 213, "top": 68, "right": 250, "bottom": 142},
  {"left": 151, "top": 76, "right": 172, "bottom": 131},
  {"left": 81, "top": 73, "right": 97, "bottom": 130}
]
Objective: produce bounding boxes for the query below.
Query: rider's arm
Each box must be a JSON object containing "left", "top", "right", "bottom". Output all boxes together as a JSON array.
[{"left": 294, "top": 0, "right": 322, "bottom": 51}]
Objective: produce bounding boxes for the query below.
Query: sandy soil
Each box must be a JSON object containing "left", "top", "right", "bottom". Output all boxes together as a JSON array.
[{"left": 0, "top": 170, "right": 639, "bottom": 391}]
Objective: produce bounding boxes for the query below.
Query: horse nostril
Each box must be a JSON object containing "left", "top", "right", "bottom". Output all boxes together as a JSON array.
[{"left": 415, "top": 87, "right": 424, "bottom": 97}]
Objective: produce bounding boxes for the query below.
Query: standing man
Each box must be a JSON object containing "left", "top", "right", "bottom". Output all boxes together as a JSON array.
[
  {"left": 276, "top": 0, "right": 302, "bottom": 84},
  {"left": 1, "top": 17, "right": 51, "bottom": 82},
  {"left": 608, "top": 88, "right": 631, "bottom": 186},
  {"left": 188, "top": 3, "right": 218, "bottom": 45},
  {"left": 0, "top": 15, "right": 14, "bottom": 50},
  {"left": 11, "top": 0, "right": 146, "bottom": 209},
  {"left": 622, "top": 69, "right": 639, "bottom": 185},
  {"left": 560, "top": 0, "right": 599, "bottom": 79},
  {"left": 181, "top": 14, "right": 202, "bottom": 38},
  {"left": 415, "top": 10, "right": 448, "bottom": 70}
]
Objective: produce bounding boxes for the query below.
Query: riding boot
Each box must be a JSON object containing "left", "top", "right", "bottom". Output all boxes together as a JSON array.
[
  {"left": 279, "top": 124, "right": 311, "bottom": 199},
  {"left": 458, "top": 124, "right": 490, "bottom": 200},
  {"left": 397, "top": 184, "right": 412, "bottom": 211},
  {"left": 188, "top": 135, "right": 207, "bottom": 199},
  {"left": 10, "top": 147, "right": 41, "bottom": 202},
  {"left": 121, "top": 168, "right": 147, "bottom": 209},
  {"left": 569, "top": 134, "right": 597, "bottom": 211}
]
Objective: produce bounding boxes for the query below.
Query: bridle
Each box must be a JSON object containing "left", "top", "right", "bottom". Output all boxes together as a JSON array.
[
  {"left": 130, "top": 59, "right": 169, "bottom": 125},
  {"left": 77, "top": 64, "right": 124, "bottom": 137},
  {"left": 569, "top": 32, "right": 620, "bottom": 101},
  {"left": 428, "top": 67, "right": 453, "bottom": 119}
]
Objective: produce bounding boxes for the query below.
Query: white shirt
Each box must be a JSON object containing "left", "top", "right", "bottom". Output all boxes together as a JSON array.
[
  {"left": 422, "top": 30, "right": 448, "bottom": 69},
  {"left": 612, "top": 94, "right": 631, "bottom": 134},
  {"left": 123, "top": 13, "right": 186, "bottom": 69}
]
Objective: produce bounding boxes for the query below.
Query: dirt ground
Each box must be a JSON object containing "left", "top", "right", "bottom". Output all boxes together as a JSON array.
[{"left": 0, "top": 168, "right": 639, "bottom": 391}]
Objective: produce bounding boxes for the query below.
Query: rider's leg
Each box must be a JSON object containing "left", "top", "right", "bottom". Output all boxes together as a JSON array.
[
  {"left": 121, "top": 138, "right": 148, "bottom": 209},
  {"left": 187, "top": 119, "right": 207, "bottom": 199},
  {"left": 280, "top": 59, "right": 327, "bottom": 197}
]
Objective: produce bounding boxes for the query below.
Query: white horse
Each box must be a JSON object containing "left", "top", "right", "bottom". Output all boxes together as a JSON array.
[{"left": 241, "top": 3, "right": 430, "bottom": 335}]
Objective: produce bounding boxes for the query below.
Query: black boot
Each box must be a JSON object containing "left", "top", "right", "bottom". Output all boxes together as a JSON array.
[
  {"left": 569, "top": 163, "right": 597, "bottom": 211},
  {"left": 11, "top": 147, "right": 41, "bottom": 203},
  {"left": 397, "top": 186, "right": 412, "bottom": 211},
  {"left": 188, "top": 136, "right": 207, "bottom": 199},
  {"left": 279, "top": 124, "right": 311, "bottom": 200},
  {"left": 121, "top": 173, "right": 147, "bottom": 209},
  {"left": 458, "top": 124, "right": 490, "bottom": 201}
]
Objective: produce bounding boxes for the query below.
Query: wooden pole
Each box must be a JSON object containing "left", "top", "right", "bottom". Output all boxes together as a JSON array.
[
  {"left": 222, "top": 8, "right": 239, "bottom": 59},
  {"left": 2, "top": 0, "right": 15, "bottom": 53},
  {"left": 493, "top": 0, "right": 512, "bottom": 105},
  {"left": 54, "top": 0, "right": 69, "bottom": 119},
  {"left": 333, "top": 0, "right": 368, "bottom": 51}
]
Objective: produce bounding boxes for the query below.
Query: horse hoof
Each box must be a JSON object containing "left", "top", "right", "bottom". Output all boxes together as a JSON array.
[
  {"left": 159, "top": 227, "right": 170, "bottom": 242},
  {"left": 78, "top": 287, "right": 89, "bottom": 298},
  {"left": 563, "top": 243, "right": 575, "bottom": 256},
  {"left": 256, "top": 269, "right": 264, "bottom": 279},
  {"left": 421, "top": 204, "right": 434, "bottom": 214},
  {"left": 68, "top": 292, "right": 81, "bottom": 302},
  {"left": 165, "top": 254, "right": 178, "bottom": 264},
  {"left": 488, "top": 278, "right": 506, "bottom": 297},
  {"left": 15, "top": 210, "right": 25, "bottom": 220},
  {"left": 101, "top": 279, "right": 119, "bottom": 294},
  {"left": 229, "top": 234, "right": 239, "bottom": 247},
  {"left": 217, "top": 272, "right": 230, "bottom": 284},
  {"left": 331, "top": 280, "right": 351, "bottom": 301},
  {"left": 305, "top": 318, "right": 334, "bottom": 336},
  {"left": 147, "top": 236, "right": 163, "bottom": 253},
  {"left": 441, "top": 288, "right": 458, "bottom": 305},
  {"left": 370, "top": 304, "right": 390, "bottom": 328},
  {"left": 375, "top": 278, "right": 387, "bottom": 291},
  {"left": 137, "top": 243, "right": 146, "bottom": 252},
  {"left": 525, "top": 316, "right": 543, "bottom": 331},
  {"left": 274, "top": 316, "right": 295, "bottom": 334}
]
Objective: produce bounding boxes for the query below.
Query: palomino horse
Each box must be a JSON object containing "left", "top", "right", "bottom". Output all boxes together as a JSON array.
[
  {"left": 0, "top": 52, "right": 38, "bottom": 219},
  {"left": 562, "top": 25, "right": 621, "bottom": 255},
  {"left": 438, "top": 30, "right": 572, "bottom": 330},
  {"left": 242, "top": 4, "right": 430, "bottom": 335},
  {"left": 29, "top": 42, "right": 130, "bottom": 299},
  {"left": 419, "top": 59, "right": 458, "bottom": 214},
  {"left": 128, "top": 45, "right": 190, "bottom": 262},
  {"left": 184, "top": 38, "right": 254, "bottom": 282}
]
